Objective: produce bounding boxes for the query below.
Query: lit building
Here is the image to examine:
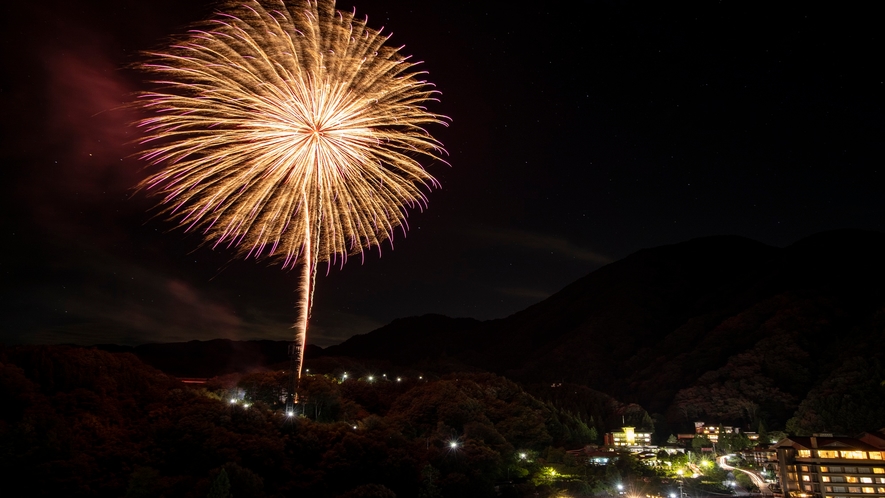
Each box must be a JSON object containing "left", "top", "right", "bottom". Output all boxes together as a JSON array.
[
  {"left": 772, "top": 433, "right": 885, "bottom": 498},
  {"left": 605, "top": 426, "right": 653, "bottom": 447},
  {"left": 695, "top": 421, "right": 737, "bottom": 443}
]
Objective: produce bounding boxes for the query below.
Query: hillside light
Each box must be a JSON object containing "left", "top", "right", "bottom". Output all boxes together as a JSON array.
[
  {"left": 692, "top": 473, "right": 699, "bottom": 479},
  {"left": 617, "top": 484, "right": 624, "bottom": 491},
  {"left": 367, "top": 375, "right": 374, "bottom": 382},
  {"left": 286, "top": 410, "right": 294, "bottom": 417},
  {"left": 397, "top": 377, "right": 402, "bottom": 382},
  {"left": 243, "top": 403, "right": 251, "bottom": 408},
  {"left": 519, "top": 452, "right": 527, "bottom": 460},
  {"left": 449, "top": 441, "right": 459, "bottom": 449},
  {"left": 230, "top": 399, "right": 237, "bottom": 404}
]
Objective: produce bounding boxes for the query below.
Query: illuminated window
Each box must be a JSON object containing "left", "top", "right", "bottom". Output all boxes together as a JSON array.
[
  {"left": 822, "top": 467, "right": 830, "bottom": 473},
  {"left": 804, "top": 476, "right": 812, "bottom": 482},
  {"left": 806, "top": 485, "right": 814, "bottom": 491},
  {"left": 874, "top": 469, "right": 885, "bottom": 474},
  {"left": 800, "top": 450, "right": 812, "bottom": 458},
  {"left": 824, "top": 477, "right": 832, "bottom": 482},
  {"left": 878, "top": 488, "right": 885, "bottom": 493},
  {"left": 877, "top": 478, "right": 885, "bottom": 484},
  {"left": 842, "top": 452, "right": 866, "bottom": 460},
  {"left": 847, "top": 477, "right": 858, "bottom": 483},
  {"left": 820, "top": 451, "right": 839, "bottom": 459},
  {"left": 803, "top": 466, "right": 811, "bottom": 472},
  {"left": 860, "top": 478, "right": 873, "bottom": 484},
  {"left": 870, "top": 453, "right": 884, "bottom": 460},
  {"left": 848, "top": 487, "right": 861, "bottom": 493},
  {"left": 861, "top": 487, "right": 874, "bottom": 493},
  {"left": 827, "top": 487, "right": 834, "bottom": 492}
]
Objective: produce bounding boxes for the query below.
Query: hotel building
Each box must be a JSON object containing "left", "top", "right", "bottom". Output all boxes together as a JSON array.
[{"left": 772, "top": 434, "right": 885, "bottom": 498}]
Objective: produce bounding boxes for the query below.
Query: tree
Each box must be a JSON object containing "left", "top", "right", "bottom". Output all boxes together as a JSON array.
[
  {"left": 207, "top": 469, "right": 231, "bottom": 498},
  {"left": 692, "top": 435, "right": 712, "bottom": 451}
]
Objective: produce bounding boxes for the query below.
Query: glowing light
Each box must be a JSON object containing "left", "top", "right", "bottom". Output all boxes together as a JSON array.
[
  {"left": 286, "top": 411, "right": 294, "bottom": 417},
  {"left": 230, "top": 399, "right": 237, "bottom": 404},
  {"left": 519, "top": 452, "right": 527, "bottom": 459},
  {"left": 135, "top": 0, "right": 447, "bottom": 381},
  {"left": 396, "top": 377, "right": 402, "bottom": 382},
  {"left": 449, "top": 441, "right": 459, "bottom": 449},
  {"left": 367, "top": 375, "right": 374, "bottom": 382}
]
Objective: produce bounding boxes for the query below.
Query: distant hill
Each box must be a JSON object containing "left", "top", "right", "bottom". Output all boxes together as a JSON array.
[
  {"left": 96, "top": 230, "right": 885, "bottom": 434},
  {"left": 322, "top": 229, "right": 885, "bottom": 432},
  {"left": 96, "top": 339, "right": 323, "bottom": 378}
]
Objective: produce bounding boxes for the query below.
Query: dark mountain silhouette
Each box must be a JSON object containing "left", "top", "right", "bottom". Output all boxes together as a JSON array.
[
  {"left": 96, "top": 339, "right": 323, "bottom": 377},
  {"left": 322, "top": 229, "right": 885, "bottom": 429},
  {"left": 96, "top": 229, "right": 885, "bottom": 432}
]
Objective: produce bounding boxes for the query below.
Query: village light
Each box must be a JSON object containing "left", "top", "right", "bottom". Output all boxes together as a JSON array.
[
  {"left": 449, "top": 441, "right": 459, "bottom": 449},
  {"left": 519, "top": 452, "right": 527, "bottom": 459}
]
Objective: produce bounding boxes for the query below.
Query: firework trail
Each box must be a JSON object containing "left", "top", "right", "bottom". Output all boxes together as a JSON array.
[{"left": 135, "top": 0, "right": 447, "bottom": 384}]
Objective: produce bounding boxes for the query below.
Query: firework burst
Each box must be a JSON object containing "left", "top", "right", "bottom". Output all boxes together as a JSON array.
[{"left": 135, "top": 0, "right": 447, "bottom": 382}]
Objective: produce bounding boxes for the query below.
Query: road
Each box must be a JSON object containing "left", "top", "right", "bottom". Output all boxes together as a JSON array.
[{"left": 718, "top": 456, "right": 772, "bottom": 496}]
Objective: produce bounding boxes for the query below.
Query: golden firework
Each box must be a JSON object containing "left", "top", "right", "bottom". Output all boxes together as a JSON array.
[{"left": 136, "top": 0, "right": 447, "bottom": 381}]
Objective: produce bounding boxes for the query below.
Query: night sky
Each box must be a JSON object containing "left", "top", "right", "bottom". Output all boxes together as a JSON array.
[{"left": 2, "top": 1, "right": 883, "bottom": 347}]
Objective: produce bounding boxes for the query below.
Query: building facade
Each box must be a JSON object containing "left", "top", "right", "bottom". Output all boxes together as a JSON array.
[
  {"left": 605, "top": 426, "right": 653, "bottom": 448},
  {"left": 772, "top": 434, "right": 885, "bottom": 498}
]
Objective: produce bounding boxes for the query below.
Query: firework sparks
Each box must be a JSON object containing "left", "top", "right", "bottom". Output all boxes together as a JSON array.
[{"left": 135, "top": 0, "right": 447, "bottom": 382}]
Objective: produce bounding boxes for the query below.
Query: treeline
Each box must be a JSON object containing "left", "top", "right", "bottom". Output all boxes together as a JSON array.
[{"left": 1, "top": 345, "right": 619, "bottom": 497}]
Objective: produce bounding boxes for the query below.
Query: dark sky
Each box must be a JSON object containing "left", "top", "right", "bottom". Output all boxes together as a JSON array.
[{"left": 2, "top": 1, "right": 883, "bottom": 347}]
